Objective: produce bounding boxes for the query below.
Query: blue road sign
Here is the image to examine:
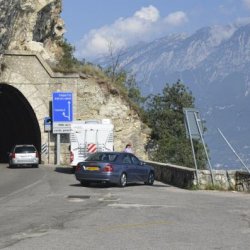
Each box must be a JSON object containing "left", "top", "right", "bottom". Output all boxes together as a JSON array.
[
  {"left": 44, "top": 117, "right": 52, "bottom": 132},
  {"left": 52, "top": 92, "right": 73, "bottom": 122},
  {"left": 44, "top": 117, "right": 52, "bottom": 125}
]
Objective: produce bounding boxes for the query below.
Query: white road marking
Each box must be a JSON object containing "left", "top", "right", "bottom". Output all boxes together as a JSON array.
[{"left": 108, "top": 203, "right": 176, "bottom": 208}]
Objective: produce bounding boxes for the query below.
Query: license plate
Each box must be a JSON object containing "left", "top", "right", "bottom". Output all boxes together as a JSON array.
[{"left": 85, "top": 166, "right": 99, "bottom": 171}]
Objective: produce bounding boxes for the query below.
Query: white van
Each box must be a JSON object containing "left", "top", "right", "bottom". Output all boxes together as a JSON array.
[{"left": 70, "top": 119, "right": 114, "bottom": 166}]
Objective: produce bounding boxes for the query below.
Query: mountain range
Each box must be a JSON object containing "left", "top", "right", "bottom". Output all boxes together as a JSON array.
[{"left": 97, "top": 21, "right": 250, "bottom": 170}]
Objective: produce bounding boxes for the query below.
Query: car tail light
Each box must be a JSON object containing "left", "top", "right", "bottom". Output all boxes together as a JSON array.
[
  {"left": 75, "top": 164, "right": 81, "bottom": 172},
  {"left": 103, "top": 164, "right": 113, "bottom": 172},
  {"left": 36, "top": 151, "right": 39, "bottom": 158},
  {"left": 70, "top": 151, "right": 74, "bottom": 163},
  {"left": 10, "top": 153, "right": 15, "bottom": 159}
]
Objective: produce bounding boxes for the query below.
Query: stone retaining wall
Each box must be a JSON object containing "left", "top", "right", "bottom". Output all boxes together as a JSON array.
[
  {"left": 235, "top": 172, "right": 250, "bottom": 192},
  {"left": 146, "top": 161, "right": 196, "bottom": 189},
  {"left": 198, "top": 170, "right": 236, "bottom": 190},
  {"left": 147, "top": 160, "right": 250, "bottom": 192}
]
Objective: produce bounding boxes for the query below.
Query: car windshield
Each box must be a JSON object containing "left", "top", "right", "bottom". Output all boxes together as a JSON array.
[
  {"left": 86, "top": 153, "right": 118, "bottom": 162},
  {"left": 15, "top": 146, "right": 36, "bottom": 153}
]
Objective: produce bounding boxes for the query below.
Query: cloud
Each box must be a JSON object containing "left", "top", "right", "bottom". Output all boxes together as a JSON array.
[
  {"left": 164, "top": 11, "right": 188, "bottom": 26},
  {"left": 75, "top": 6, "right": 188, "bottom": 60},
  {"left": 243, "top": 0, "right": 250, "bottom": 9},
  {"left": 134, "top": 5, "right": 159, "bottom": 22}
]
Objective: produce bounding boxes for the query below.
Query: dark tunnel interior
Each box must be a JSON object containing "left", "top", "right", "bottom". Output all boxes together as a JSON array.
[{"left": 0, "top": 83, "right": 41, "bottom": 163}]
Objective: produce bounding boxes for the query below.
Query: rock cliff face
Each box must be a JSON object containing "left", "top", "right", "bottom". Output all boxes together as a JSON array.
[{"left": 0, "top": 0, "right": 64, "bottom": 62}]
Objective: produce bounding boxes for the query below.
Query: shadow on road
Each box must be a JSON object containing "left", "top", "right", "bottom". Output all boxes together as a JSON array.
[
  {"left": 55, "top": 167, "right": 74, "bottom": 175},
  {"left": 70, "top": 182, "right": 171, "bottom": 189},
  {"left": 8, "top": 165, "right": 39, "bottom": 169},
  {"left": 70, "top": 183, "right": 112, "bottom": 189}
]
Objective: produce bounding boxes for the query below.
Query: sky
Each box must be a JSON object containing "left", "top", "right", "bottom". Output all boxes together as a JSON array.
[{"left": 61, "top": 0, "right": 250, "bottom": 60}]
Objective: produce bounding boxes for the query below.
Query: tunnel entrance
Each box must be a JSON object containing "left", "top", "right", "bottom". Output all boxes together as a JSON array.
[{"left": 0, "top": 83, "right": 41, "bottom": 163}]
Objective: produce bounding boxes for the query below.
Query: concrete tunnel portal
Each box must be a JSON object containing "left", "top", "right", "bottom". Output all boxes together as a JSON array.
[{"left": 0, "top": 83, "right": 41, "bottom": 163}]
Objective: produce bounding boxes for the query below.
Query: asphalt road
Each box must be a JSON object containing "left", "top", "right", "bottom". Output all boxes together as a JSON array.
[{"left": 0, "top": 164, "right": 250, "bottom": 250}]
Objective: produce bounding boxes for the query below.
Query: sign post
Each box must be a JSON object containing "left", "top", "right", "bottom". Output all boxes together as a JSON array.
[
  {"left": 52, "top": 92, "right": 73, "bottom": 165},
  {"left": 183, "top": 108, "right": 214, "bottom": 186}
]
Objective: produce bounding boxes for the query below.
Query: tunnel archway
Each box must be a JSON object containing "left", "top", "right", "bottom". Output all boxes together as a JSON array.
[{"left": 0, "top": 83, "right": 41, "bottom": 163}]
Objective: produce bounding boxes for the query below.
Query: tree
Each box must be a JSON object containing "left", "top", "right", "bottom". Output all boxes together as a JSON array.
[
  {"left": 56, "top": 39, "right": 80, "bottom": 71},
  {"left": 145, "top": 80, "right": 207, "bottom": 169}
]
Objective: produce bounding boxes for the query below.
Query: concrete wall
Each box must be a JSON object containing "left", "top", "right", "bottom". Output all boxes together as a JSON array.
[{"left": 147, "top": 160, "right": 250, "bottom": 192}]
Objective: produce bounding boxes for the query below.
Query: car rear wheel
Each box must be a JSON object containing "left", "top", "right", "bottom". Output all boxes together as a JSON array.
[
  {"left": 119, "top": 173, "right": 127, "bottom": 187},
  {"left": 145, "top": 172, "right": 154, "bottom": 185}
]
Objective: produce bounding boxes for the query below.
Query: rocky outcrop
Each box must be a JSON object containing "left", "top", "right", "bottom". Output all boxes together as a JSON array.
[{"left": 0, "top": 0, "right": 64, "bottom": 62}]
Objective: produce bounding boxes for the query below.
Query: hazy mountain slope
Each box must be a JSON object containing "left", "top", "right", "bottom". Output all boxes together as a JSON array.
[{"left": 98, "top": 22, "right": 250, "bottom": 169}]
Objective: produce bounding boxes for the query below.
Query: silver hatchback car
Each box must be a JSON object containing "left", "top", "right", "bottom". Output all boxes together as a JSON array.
[{"left": 9, "top": 144, "right": 39, "bottom": 168}]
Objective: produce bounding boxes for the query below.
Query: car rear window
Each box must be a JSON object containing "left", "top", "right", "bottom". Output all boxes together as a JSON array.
[
  {"left": 86, "top": 153, "right": 118, "bottom": 162},
  {"left": 15, "top": 146, "right": 36, "bottom": 153}
]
